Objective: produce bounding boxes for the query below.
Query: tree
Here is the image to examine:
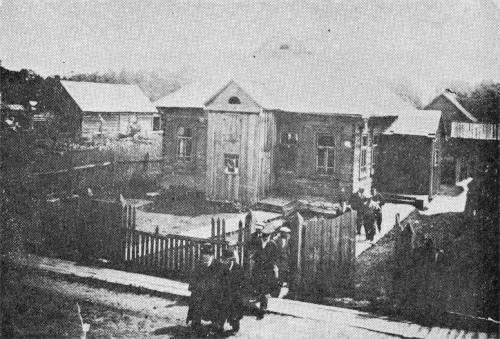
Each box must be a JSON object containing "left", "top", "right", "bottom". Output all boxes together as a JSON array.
[{"left": 458, "top": 82, "right": 500, "bottom": 123}]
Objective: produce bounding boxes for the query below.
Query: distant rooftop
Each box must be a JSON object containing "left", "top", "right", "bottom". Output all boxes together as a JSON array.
[
  {"left": 61, "top": 81, "right": 157, "bottom": 113},
  {"left": 384, "top": 110, "right": 442, "bottom": 137}
]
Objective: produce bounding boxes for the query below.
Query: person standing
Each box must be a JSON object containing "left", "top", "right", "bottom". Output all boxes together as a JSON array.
[
  {"left": 220, "top": 248, "right": 246, "bottom": 334},
  {"left": 252, "top": 227, "right": 279, "bottom": 320},
  {"left": 350, "top": 188, "right": 367, "bottom": 235},
  {"left": 186, "top": 243, "right": 224, "bottom": 336},
  {"left": 364, "top": 198, "right": 377, "bottom": 243},
  {"left": 246, "top": 222, "right": 264, "bottom": 275},
  {"left": 371, "top": 187, "right": 385, "bottom": 232},
  {"left": 274, "top": 226, "right": 292, "bottom": 290}
]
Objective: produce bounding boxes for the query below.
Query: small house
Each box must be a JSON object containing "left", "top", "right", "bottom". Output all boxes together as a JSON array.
[
  {"left": 374, "top": 110, "right": 444, "bottom": 199},
  {"left": 57, "top": 81, "right": 161, "bottom": 140},
  {"left": 424, "top": 90, "right": 477, "bottom": 183}
]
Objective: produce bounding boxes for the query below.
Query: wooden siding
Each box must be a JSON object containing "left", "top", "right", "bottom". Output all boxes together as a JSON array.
[
  {"left": 374, "top": 135, "right": 435, "bottom": 196},
  {"left": 451, "top": 122, "right": 499, "bottom": 140},
  {"left": 205, "top": 110, "right": 275, "bottom": 204},
  {"left": 82, "top": 113, "right": 156, "bottom": 138},
  {"left": 160, "top": 107, "right": 207, "bottom": 190},
  {"left": 425, "top": 95, "right": 472, "bottom": 136},
  {"left": 205, "top": 81, "right": 261, "bottom": 113},
  {"left": 274, "top": 113, "right": 362, "bottom": 199}
]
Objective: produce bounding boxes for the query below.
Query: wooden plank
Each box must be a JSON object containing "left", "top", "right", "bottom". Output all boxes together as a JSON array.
[{"left": 174, "top": 238, "right": 179, "bottom": 271}]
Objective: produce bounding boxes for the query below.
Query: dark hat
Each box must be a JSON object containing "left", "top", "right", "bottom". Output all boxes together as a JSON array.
[
  {"left": 221, "top": 248, "right": 236, "bottom": 259},
  {"left": 200, "top": 243, "right": 214, "bottom": 255}
]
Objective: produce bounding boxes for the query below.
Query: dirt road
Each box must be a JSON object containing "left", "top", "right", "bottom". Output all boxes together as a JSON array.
[{"left": 7, "top": 269, "right": 397, "bottom": 338}]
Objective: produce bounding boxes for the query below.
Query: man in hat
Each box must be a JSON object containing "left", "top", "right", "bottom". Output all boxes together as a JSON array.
[
  {"left": 219, "top": 247, "right": 246, "bottom": 334},
  {"left": 186, "top": 243, "right": 224, "bottom": 335},
  {"left": 252, "top": 226, "right": 279, "bottom": 319},
  {"left": 275, "top": 225, "right": 292, "bottom": 290},
  {"left": 246, "top": 222, "right": 264, "bottom": 275},
  {"left": 349, "top": 188, "right": 367, "bottom": 235},
  {"left": 370, "top": 187, "right": 385, "bottom": 232}
]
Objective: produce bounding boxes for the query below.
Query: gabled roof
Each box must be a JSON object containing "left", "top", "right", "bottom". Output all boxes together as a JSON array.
[
  {"left": 425, "top": 91, "right": 477, "bottom": 122},
  {"left": 384, "top": 110, "right": 442, "bottom": 138},
  {"left": 156, "top": 45, "right": 418, "bottom": 118},
  {"left": 60, "top": 81, "right": 157, "bottom": 113},
  {"left": 154, "top": 78, "right": 230, "bottom": 109}
]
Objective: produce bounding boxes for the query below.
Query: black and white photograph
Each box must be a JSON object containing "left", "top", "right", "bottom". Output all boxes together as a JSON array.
[{"left": 1, "top": 0, "right": 499, "bottom": 338}]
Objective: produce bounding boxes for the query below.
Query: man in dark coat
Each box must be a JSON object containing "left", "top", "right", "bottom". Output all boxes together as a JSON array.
[
  {"left": 253, "top": 226, "right": 279, "bottom": 319},
  {"left": 246, "top": 223, "right": 264, "bottom": 275},
  {"left": 186, "top": 243, "right": 225, "bottom": 336},
  {"left": 349, "top": 188, "right": 367, "bottom": 235},
  {"left": 364, "top": 198, "right": 377, "bottom": 242},
  {"left": 219, "top": 248, "right": 246, "bottom": 334},
  {"left": 370, "top": 187, "right": 385, "bottom": 232}
]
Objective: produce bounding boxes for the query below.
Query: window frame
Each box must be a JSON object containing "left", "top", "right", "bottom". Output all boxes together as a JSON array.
[
  {"left": 152, "top": 116, "right": 162, "bottom": 132},
  {"left": 316, "top": 134, "right": 336, "bottom": 175},
  {"left": 370, "top": 133, "right": 379, "bottom": 176},
  {"left": 176, "top": 126, "right": 193, "bottom": 162},
  {"left": 359, "top": 132, "right": 369, "bottom": 178},
  {"left": 279, "top": 131, "right": 298, "bottom": 173},
  {"left": 224, "top": 153, "right": 239, "bottom": 174}
]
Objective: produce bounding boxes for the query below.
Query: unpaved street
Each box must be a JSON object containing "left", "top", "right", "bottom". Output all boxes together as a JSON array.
[{"left": 11, "top": 270, "right": 397, "bottom": 338}]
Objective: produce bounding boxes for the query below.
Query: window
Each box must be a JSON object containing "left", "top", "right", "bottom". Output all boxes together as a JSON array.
[
  {"left": 371, "top": 133, "right": 379, "bottom": 176},
  {"left": 224, "top": 154, "right": 239, "bottom": 174},
  {"left": 317, "top": 134, "right": 335, "bottom": 174},
  {"left": 280, "top": 131, "right": 298, "bottom": 172},
  {"left": 176, "top": 127, "right": 192, "bottom": 161},
  {"left": 360, "top": 133, "right": 368, "bottom": 177},
  {"left": 153, "top": 116, "right": 162, "bottom": 131},
  {"left": 281, "top": 132, "right": 298, "bottom": 145},
  {"left": 228, "top": 96, "right": 241, "bottom": 104}
]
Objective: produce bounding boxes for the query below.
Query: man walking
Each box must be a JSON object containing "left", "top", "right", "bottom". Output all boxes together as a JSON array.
[
  {"left": 220, "top": 248, "right": 246, "bottom": 334},
  {"left": 350, "top": 188, "right": 367, "bottom": 235},
  {"left": 246, "top": 222, "right": 264, "bottom": 275},
  {"left": 186, "top": 243, "right": 224, "bottom": 336},
  {"left": 252, "top": 226, "right": 279, "bottom": 320},
  {"left": 371, "top": 187, "right": 385, "bottom": 232}
]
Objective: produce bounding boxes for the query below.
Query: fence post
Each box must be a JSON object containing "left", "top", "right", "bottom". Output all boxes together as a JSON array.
[
  {"left": 295, "top": 212, "right": 304, "bottom": 288},
  {"left": 211, "top": 218, "right": 215, "bottom": 239},
  {"left": 237, "top": 220, "right": 243, "bottom": 265}
]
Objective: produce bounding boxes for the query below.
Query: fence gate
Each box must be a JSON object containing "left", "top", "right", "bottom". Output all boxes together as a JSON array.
[{"left": 298, "top": 210, "right": 357, "bottom": 294}]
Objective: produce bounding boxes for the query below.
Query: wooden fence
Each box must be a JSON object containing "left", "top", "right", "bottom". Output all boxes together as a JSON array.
[
  {"left": 38, "top": 191, "right": 252, "bottom": 279},
  {"left": 297, "top": 210, "right": 357, "bottom": 294}
]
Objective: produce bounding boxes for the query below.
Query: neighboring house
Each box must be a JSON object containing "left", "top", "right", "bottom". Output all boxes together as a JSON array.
[
  {"left": 155, "top": 53, "right": 423, "bottom": 203},
  {"left": 424, "top": 89, "right": 478, "bottom": 184},
  {"left": 57, "top": 81, "right": 161, "bottom": 140},
  {"left": 449, "top": 122, "right": 499, "bottom": 181},
  {"left": 374, "top": 110, "right": 444, "bottom": 199}
]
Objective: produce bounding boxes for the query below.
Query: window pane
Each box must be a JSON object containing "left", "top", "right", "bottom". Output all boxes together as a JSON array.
[
  {"left": 317, "top": 148, "right": 326, "bottom": 167},
  {"left": 281, "top": 132, "right": 298, "bottom": 145},
  {"left": 362, "top": 135, "right": 368, "bottom": 146},
  {"left": 327, "top": 149, "right": 335, "bottom": 168},
  {"left": 318, "top": 135, "right": 335, "bottom": 147},
  {"left": 153, "top": 117, "right": 161, "bottom": 131}
]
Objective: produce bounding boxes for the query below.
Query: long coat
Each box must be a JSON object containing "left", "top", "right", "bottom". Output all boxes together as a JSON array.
[
  {"left": 253, "top": 239, "right": 279, "bottom": 295},
  {"left": 275, "top": 237, "right": 291, "bottom": 283},
  {"left": 187, "top": 260, "right": 225, "bottom": 323},
  {"left": 220, "top": 262, "right": 246, "bottom": 322}
]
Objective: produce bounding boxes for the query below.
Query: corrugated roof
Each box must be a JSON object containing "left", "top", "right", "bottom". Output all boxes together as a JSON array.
[
  {"left": 384, "top": 110, "right": 442, "bottom": 137},
  {"left": 61, "top": 81, "right": 157, "bottom": 113}
]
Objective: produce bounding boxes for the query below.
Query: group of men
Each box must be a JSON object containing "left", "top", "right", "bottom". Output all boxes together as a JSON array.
[
  {"left": 186, "top": 222, "right": 292, "bottom": 336},
  {"left": 348, "top": 187, "right": 385, "bottom": 242}
]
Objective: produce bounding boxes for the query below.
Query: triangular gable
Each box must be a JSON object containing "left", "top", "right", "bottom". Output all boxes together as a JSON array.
[{"left": 204, "top": 80, "right": 262, "bottom": 113}]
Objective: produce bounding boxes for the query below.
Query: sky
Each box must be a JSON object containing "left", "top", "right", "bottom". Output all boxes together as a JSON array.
[{"left": 1, "top": 0, "right": 499, "bottom": 100}]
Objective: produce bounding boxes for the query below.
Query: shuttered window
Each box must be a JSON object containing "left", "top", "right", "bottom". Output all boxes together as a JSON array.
[{"left": 177, "top": 127, "right": 192, "bottom": 161}]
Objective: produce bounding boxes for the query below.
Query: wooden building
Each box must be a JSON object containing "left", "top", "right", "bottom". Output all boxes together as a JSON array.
[
  {"left": 424, "top": 90, "right": 477, "bottom": 184},
  {"left": 155, "top": 42, "right": 432, "bottom": 204},
  {"left": 374, "top": 110, "right": 444, "bottom": 199},
  {"left": 57, "top": 81, "right": 161, "bottom": 140}
]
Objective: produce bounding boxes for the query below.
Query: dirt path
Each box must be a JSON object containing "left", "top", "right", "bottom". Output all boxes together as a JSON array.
[{"left": 9, "top": 269, "right": 397, "bottom": 338}]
